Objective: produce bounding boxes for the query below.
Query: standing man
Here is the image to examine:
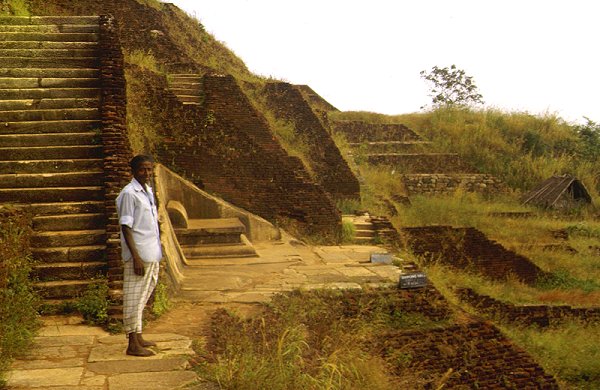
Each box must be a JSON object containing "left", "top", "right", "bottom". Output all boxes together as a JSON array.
[{"left": 116, "top": 155, "right": 162, "bottom": 356}]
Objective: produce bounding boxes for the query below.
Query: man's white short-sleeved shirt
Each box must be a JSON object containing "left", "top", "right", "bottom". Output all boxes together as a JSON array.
[{"left": 116, "top": 178, "right": 162, "bottom": 263}]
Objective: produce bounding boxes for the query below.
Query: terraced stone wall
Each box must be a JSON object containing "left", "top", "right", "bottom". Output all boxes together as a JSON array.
[
  {"left": 401, "top": 226, "right": 546, "bottom": 284},
  {"left": 456, "top": 287, "right": 600, "bottom": 326},
  {"left": 367, "top": 153, "right": 474, "bottom": 173},
  {"left": 332, "top": 121, "right": 421, "bottom": 142},
  {"left": 127, "top": 67, "right": 341, "bottom": 238},
  {"left": 98, "top": 16, "right": 133, "bottom": 308},
  {"left": 263, "top": 82, "right": 360, "bottom": 200},
  {"left": 403, "top": 173, "right": 506, "bottom": 195}
]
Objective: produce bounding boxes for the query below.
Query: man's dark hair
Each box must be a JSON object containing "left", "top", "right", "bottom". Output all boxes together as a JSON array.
[{"left": 129, "top": 155, "right": 154, "bottom": 171}]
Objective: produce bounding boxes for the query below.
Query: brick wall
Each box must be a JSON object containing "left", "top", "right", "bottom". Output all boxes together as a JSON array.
[
  {"left": 332, "top": 121, "right": 422, "bottom": 142},
  {"left": 98, "top": 16, "right": 134, "bottom": 313},
  {"left": 402, "top": 173, "right": 506, "bottom": 195},
  {"left": 263, "top": 82, "right": 360, "bottom": 200},
  {"left": 126, "top": 67, "right": 341, "bottom": 238},
  {"left": 375, "top": 321, "right": 558, "bottom": 388},
  {"left": 456, "top": 287, "right": 600, "bottom": 326},
  {"left": 401, "top": 226, "right": 547, "bottom": 284}
]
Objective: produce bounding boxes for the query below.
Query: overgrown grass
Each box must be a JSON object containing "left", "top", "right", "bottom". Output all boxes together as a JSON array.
[
  {"left": 0, "top": 0, "right": 30, "bottom": 15},
  {"left": 0, "top": 206, "right": 40, "bottom": 385},
  {"left": 333, "top": 107, "right": 600, "bottom": 198},
  {"left": 123, "top": 49, "right": 164, "bottom": 74},
  {"left": 195, "top": 289, "right": 447, "bottom": 389},
  {"left": 500, "top": 322, "right": 600, "bottom": 389}
]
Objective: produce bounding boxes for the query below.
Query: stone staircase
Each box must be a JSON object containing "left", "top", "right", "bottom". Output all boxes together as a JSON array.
[
  {"left": 175, "top": 217, "right": 258, "bottom": 263},
  {"left": 166, "top": 73, "right": 201, "bottom": 105},
  {"left": 0, "top": 16, "right": 106, "bottom": 306},
  {"left": 333, "top": 120, "right": 504, "bottom": 195},
  {"left": 343, "top": 214, "right": 376, "bottom": 244}
]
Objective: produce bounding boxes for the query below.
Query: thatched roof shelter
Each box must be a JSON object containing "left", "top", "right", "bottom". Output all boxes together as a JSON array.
[{"left": 521, "top": 175, "right": 592, "bottom": 208}]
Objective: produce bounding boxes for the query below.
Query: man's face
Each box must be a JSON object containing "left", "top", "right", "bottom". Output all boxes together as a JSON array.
[{"left": 133, "top": 161, "right": 153, "bottom": 186}]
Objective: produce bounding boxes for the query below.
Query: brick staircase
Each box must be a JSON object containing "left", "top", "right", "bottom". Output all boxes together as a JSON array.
[
  {"left": 175, "top": 217, "right": 258, "bottom": 262},
  {"left": 167, "top": 73, "right": 202, "bottom": 105},
  {"left": 0, "top": 16, "right": 106, "bottom": 306}
]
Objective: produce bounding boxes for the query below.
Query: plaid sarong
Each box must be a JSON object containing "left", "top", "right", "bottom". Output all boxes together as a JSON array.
[{"left": 122, "top": 260, "right": 159, "bottom": 334}]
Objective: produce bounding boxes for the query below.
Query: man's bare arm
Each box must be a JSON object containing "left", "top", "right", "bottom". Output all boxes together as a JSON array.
[{"left": 121, "top": 225, "right": 145, "bottom": 276}]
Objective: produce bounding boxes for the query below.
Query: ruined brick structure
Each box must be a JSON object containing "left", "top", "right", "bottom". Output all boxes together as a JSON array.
[
  {"left": 376, "top": 321, "right": 558, "bottom": 388},
  {"left": 98, "top": 16, "right": 134, "bottom": 312},
  {"left": 263, "top": 82, "right": 360, "bottom": 200},
  {"left": 333, "top": 121, "right": 421, "bottom": 142},
  {"left": 456, "top": 287, "right": 600, "bottom": 326},
  {"left": 401, "top": 226, "right": 547, "bottom": 284},
  {"left": 125, "top": 67, "right": 340, "bottom": 237},
  {"left": 403, "top": 173, "right": 505, "bottom": 195}
]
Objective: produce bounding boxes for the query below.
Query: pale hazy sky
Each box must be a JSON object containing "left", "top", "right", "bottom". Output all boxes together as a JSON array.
[{"left": 169, "top": 0, "right": 599, "bottom": 123}]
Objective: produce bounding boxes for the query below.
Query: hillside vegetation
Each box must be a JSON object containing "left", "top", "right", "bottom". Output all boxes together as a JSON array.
[{"left": 331, "top": 108, "right": 600, "bottom": 198}]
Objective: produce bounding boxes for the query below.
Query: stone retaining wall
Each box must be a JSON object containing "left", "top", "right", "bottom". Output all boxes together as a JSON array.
[
  {"left": 401, "top": 226, "right": 547, "bottom": 284},
  {"left": 333, "top": 121, "right": 422, "bottom": 142},
  {"left": 402, "top": 173, "right": 506, "bottom": 195},
  {"left": 263, "top": 82, "right": 360, "bottom": 200},
  {"left": 456, "top": 287, "right": 600, "bottom": 326},
  {"left": 367, "top": 153, "right": 475, "bottom": 173}
]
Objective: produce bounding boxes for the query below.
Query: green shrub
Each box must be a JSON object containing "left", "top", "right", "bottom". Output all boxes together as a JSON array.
[
  {"left": 75, "top": 278, "right": 109, "bottom": 325},
  {"left": 0, "top": 206, "right": 40, "bottom": 385}
]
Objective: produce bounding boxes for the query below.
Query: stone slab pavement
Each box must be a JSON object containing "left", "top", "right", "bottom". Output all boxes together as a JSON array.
[
  {"left": 7, "top": 316, "right": 203, "bottom": 389},
  {"left": 8, "top": 238, "right": 403, "bottom": 388}
]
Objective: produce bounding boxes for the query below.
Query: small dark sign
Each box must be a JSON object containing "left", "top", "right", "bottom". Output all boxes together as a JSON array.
[{"left": 399, "top": 272, "right": 428, "bottom": 289}]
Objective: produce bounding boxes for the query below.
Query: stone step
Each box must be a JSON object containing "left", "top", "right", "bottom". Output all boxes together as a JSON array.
[
  {"left": 0, "top": 33, "right": 98, "bottom": 42},
  {"left": 354, "top": 236, "right": 374, "bottom": 244},
  {"left": 32, "top": 245, "right": 106, "bottom": 263},
  {"left": 184, "top": 243, "right": 258, "bottom": 260},
  {"left": 0, "top": 107, "right": 100, "bottom": 122},
  {"left": 0, "top": 16, "right": 100, "bottom": 25},
  {"left": 355, "top": 229, "right": 376, "bottom": 238},
  {"left": 0, "top": 56, "right": 99, "bottom": 68},
  {"left": 0, "top": 25, "right": 99, "bottom": 33},
  {"left": 0, "top": 186, "right": 104, "bottom": 203},
  {"left": 32, "top": 229, "right": 106, "bottom": 248},
  {"left": 167, "top": 73, "right": 202, "bottom": 82},
  {"left": 169, "top": 82, "right": 201, "bottom": 89},
  {"left": 34, "top": 279, "right": 92, "bottom": 299},
  {"left": 27, "top": 201, "right": 105, "bottom": 216},
  {"left": 0, "top": 132, "right": 99, "bottom": 147},
  {"left": 169, "top": 87, "right": 201, "bottom": 96},
  {"left": 0, "top": 77, "right": 99, "bottom": 89},
  {"left": 32, "top": 261, "right": 106, "bottom": 281},
  {"left": 174, "top": 95, "right": 202, "bottom": 103},
  {"left": 0, "top": 88, "right": 100, "bottom": 100},
  {"left": 0, "top": 158, "right": 103, "bottom": 174},
  {"left": 0, "top": 48, "right": 98, "bottom": 57},
  {"left": 0, "top": 171, "right": 104, "bottom": 188},
  {"left": 0, "top": 145, "right": 102, "bottom": 160},
  {"left": 0, "top": 98, "right": 100, "bottom": 111},
  {"left": 175, "top": 218, "right": 246, "bottom": 245},
  {"left": 0, "top": 41, "right": 98, "bottom": 50},
  {"left": 33, "top": 213, "right": 106, "bottom": 231}
]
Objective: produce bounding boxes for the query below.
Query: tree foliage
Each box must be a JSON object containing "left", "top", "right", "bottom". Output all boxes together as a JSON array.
[{"left": 420, "top": 65, "right": 484, "bottom": 108}]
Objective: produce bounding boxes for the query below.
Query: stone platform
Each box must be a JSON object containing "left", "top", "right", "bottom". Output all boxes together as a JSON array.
[{"left": 8, "top": 239, "right": 402, "bottom": 388}]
